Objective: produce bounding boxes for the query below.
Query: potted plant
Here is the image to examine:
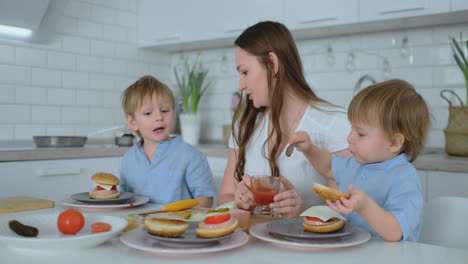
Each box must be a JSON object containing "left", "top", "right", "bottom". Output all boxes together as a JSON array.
[
  {"left": 441, "top": 36, "right": 468, "bottom": 156},
  {"left": 174, "top": 55, "right": 210, "bottom": 145}
]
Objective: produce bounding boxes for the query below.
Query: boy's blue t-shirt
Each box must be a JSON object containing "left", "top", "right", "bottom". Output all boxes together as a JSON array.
[
  {"left": 120, "top": 136, "right": 217, "bottom": 204},
  {"left": 332, "top": 154, "right": 423, "bottom": 242}
]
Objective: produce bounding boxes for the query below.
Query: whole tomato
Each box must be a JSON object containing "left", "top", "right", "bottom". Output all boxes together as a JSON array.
[{"left": 57, "top": 209, "right": 85, "bottom": 234}]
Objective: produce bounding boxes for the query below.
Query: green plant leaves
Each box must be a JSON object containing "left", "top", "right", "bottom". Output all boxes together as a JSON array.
[
  {"left": 450, "top": 36, "right": 468, "bottom": 104},
  {"left": 174, "top": 55, "right": 210, "bottom": 114}
]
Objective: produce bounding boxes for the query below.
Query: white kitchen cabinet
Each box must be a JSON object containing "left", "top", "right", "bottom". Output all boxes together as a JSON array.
[
  {"left": 0, "top": 157, "right": 121, "bottom": 202},
  {"left": 359, "top": 0, "right": 450, "bottom": 22},
  {"left": 427, "top": 170, "right": 468, "bottom": 201},
  {"left": 138, "top": 0, "right": 282, "bottom": 48},
  {"left": 285, "top": 0, "right": 359, "bottom": 30},
  {"left": 452, "top": 0, "right": 468, "bottom": 11}
]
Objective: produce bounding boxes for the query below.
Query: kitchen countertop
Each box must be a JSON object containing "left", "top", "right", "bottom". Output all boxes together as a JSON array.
[
  {"left": 0, "top": 140, "right": 467, "bottom": 173},
  {"left": 1, "top": 205, "right": 467, "bottom": 264}
]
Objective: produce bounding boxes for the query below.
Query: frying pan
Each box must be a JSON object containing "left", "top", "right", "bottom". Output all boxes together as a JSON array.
[{"left": 33, "top": 125, "right": 126, "bottom": 148}]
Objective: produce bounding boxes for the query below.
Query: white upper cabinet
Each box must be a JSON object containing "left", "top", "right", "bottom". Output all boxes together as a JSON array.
[
  {"left": 452, "top": 0, "right": 468, "bottom": 11},
  {"left": 285, "top": 0, "right": 359, "bottom": 30},
  {"left": 138, "top": 0, "right": 282, "bottom": 48},
  {"left": 359, "top": 0, "right": 451, "bottom": 21}
]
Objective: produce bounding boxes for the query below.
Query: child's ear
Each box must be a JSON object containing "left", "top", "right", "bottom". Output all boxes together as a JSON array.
[
  {"left": 126, "top": 115, "right": 138, "bottom": 131},
  {"left": 389, "top": 133, "right": 405, "bottom": 153}
]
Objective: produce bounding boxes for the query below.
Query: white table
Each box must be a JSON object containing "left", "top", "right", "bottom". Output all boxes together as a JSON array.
[{"left": 1, "top": 204, "right": 467, "bottom": 264}]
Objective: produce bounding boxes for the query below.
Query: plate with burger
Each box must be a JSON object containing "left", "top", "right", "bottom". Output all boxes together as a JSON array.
[
  {"left": 142, "top": 213, "right": 239, "bottom": 247},
  {"left": 121, "top": 213, "right": 249, "bottom": 254},
  {"left": 71, "top": 173, "right": 135, "bottom": 204},
  {"left": 266, "top": 206, "right": 352, "bottom": 239}
]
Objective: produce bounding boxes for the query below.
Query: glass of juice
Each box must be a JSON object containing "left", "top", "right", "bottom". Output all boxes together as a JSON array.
[{"left": 251, "top": 175, "right": 281, "bottom": 216}]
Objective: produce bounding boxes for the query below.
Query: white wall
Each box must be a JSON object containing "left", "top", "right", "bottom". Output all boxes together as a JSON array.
[
  {"left": 171, "top": 23, "right": 468, "bottom": 149},
  {"left": 0, "top": 0, "right": 172, "bottom": 140}
]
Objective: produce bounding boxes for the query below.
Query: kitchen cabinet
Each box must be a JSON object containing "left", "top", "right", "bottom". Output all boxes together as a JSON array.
[
  {"left": 359, "top": 0, "right": 450, "bottom": 22},
  {"left": 452, "top": 0, "right": 468, "bottom": 11},
  {"left": 285, "top": 0, "right": 359, "bottom": 30},
  {"left": 207, "top": 156, "right": 228, "bottom": 205},
  {"left": 138, "top": 0, "right": 282, "bottom": 49},
  {"left": 0, "top": 157, "right": 121, "bottom": 201},
  {"left": 426, "top": 170, "right": 468, "bottom": 201}
]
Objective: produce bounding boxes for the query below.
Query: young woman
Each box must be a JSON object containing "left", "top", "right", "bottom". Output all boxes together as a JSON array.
[{"left": 218, "top": 21, "right": 351, "bottom": 218}]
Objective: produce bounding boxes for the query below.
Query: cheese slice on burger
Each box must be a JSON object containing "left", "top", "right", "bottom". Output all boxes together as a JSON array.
[
  {"left": 300, "top": 205, "right": 347, "bottom": 221},
  {"left": 300, "top": 206, "right": 347, "bottom": 233}
]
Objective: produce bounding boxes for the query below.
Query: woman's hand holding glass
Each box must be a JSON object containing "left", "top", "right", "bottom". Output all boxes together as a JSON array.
[
  {"left": 268, "top": 176, "right": 302, "bottom": 219},
  {"left": 235, "top": 175, "right": 256, "bottom": 210},
  {"left": 235, "top": 174, "right": 302, "bottom": 218}
]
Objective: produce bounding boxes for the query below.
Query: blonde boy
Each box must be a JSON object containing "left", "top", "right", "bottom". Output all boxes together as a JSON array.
[
  {"left": 120, "top": 75, "right": 216, "bottom": 207},
  {"left": 290, "top": 79, "right": 429, "bottom": 241}
]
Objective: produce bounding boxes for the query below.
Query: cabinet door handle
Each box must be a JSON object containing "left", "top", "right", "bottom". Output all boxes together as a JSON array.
[
  {"left": 300, "top": 16, "right": 337, "bottom": 24},
  {"left": 154, "top": 34, "right": 180, "bottom": 42},
  {"left": 36, "top": 167, "right": 82, "bottom": 177},
  {"left": 379, "top": 6, "right": 424, "bottom": 15}
]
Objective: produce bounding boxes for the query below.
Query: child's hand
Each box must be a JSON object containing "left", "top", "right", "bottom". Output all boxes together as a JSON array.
[
  {"left": 326, "top": 184, "right": 369, "bottom": 214},
  {"left": 235, "top": 174, "right": 256, "bottom": 211},
  {"left": 288, "top": 131, "right": 314, "bottom": 155}
]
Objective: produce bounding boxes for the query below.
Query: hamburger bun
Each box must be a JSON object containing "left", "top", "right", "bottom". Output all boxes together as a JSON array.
[
  {"left": 91, "top": 173, "right": 120, "bottom": 185},
  {"left": 303, "top": 218, "right": 345, "bottom": 233},
  {"left": 89, "top": 191, "right": 120, "bottom": 199},
  {"left": 89, "top": 172, "right": 120, "bottom": 199},
  {"left": 300, "top": 205, "right": 347, "bottom": 233},
  {"left": 196, "top": 218, "right": 238, "bottom": 238},
  {"left": 313, "top": 183, "right": 350, "bottom": 202},
  {"left": 144, "top": 218, "right": 189, "bottom": 238}
]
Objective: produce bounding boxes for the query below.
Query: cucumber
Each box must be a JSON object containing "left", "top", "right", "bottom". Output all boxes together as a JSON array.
[{"left": 8, "top": 220, "right": 39, "bottom": 237}]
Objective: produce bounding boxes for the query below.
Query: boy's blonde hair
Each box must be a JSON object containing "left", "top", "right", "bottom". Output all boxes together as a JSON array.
[
  {"left": 121, "top": 75, "right": 175, "bottom": 117},
  {"left": 348, "top": 79, "right": 429, "bottom": 162},
  {"left": 121, "top": 75, "right": 175, "bottom": 138}
]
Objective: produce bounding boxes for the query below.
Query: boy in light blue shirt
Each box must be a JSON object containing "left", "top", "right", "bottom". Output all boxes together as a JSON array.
[
  {"left": 120, "top": 75, "right": 216, "bottom": 206},
  {"left": 289, "top": 79, "right": 429, "bottom": 242}
]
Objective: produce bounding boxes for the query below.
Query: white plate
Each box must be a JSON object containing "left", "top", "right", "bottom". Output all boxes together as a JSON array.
[
  {"left": 61, "top": 195, "right": 149, "bottom": 210},
  {"left": 121, "top": 227, "right": 249, "bottom": 254},
  {"left": 0, "top": 213, "right": 128, "bottom": 251},
  {"left": 250, "top": 222, "right": 371, "bottom": 249},
  {"left": 71, "top": 192, "right": 135, "bottom": 204}
]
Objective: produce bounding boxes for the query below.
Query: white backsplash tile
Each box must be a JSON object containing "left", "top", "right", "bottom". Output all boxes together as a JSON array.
[
  {"left": 32, "top": 106, "right": 61, "bottom": 123},
  {"left": 0, "top": 0, "right": 466, "bottom": 149},
  {"left": 0, "top": 45, "right": 15, "bottom": 63},
  {"left": 16, "top": 86, "right": 47, "bottom": 104}
]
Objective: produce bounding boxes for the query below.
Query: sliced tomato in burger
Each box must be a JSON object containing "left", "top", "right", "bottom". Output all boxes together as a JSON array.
[
  {"left": 203, "top": 214, "right": 231, "bottom": 224},
  {"left": 96, "top": 185, "right": 117, "bottom": 191},
  {"left": 305, "top": 216, "right": 338, "bottom": 225}
]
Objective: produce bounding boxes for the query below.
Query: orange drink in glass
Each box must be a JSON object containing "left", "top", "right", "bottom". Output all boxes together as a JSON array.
[{"left": 251, "top": 175, "right": 280, "bottom": 215}]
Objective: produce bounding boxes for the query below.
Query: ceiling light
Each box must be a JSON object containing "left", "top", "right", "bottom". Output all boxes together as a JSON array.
[{"left": 0, "top": 24, "right": 32, "bottom": 38}]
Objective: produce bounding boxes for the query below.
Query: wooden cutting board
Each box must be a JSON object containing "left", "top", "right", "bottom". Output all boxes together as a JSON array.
[{"left": 0, "top": 196, "right": 55, "bottom": 214}]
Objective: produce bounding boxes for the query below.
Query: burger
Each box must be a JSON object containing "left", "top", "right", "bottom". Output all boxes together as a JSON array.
[
  {"left": 89, "top": 172, "right": 120, "bottom": 199},
  {"left": 300, "top": 206, "right": 347, "bottom": 233},
  {"left": 196, "top": 213, "right": 238, "bottom": 238}
]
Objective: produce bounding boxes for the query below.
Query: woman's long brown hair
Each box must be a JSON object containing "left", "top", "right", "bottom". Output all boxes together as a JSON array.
[{"left": 232, "top": 21, "right": 329, "bottom": 181}]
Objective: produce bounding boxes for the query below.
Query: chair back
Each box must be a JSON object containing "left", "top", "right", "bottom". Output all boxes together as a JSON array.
[{"left": 419, "top": 196, "right": 468, "bottom": 250}]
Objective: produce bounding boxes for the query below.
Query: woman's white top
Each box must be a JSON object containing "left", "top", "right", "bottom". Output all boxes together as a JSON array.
[{"left": 229, "top": 104, "right": 351, "bottom": 207}]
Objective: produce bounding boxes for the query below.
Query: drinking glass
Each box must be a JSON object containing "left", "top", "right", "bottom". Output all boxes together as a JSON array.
[{"left": 250, "top": 175, "right": 281, "bottom": 216}]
